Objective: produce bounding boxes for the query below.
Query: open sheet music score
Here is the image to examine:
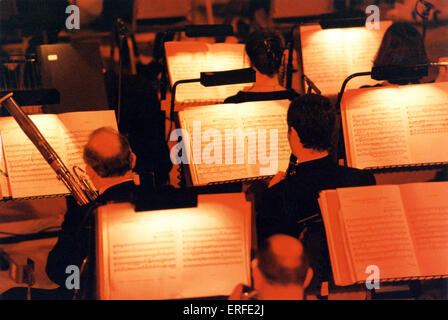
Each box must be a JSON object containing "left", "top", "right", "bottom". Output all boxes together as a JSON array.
[
  {"left": 164, "top": 41, "right": 252, "bottom": 104},
  {"left": 300, "top": 21, "right": 392, "bottom": 96},
  {"left": 176, "top": 100, "right": 291, "bottom": 186},
  {"left": 95, "top": 193, "right": 252, "bottom": 300},
  {"left": 0, "top": 110, "right": 117, "bottom": 199},
  {"left": 341, "top": 82, "right": 448, "bottom": 170},
  {"left": 318, "top": 182, "right": 448, "bottom": 286}
]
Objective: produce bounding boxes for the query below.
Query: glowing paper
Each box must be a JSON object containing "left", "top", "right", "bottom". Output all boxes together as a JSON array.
[
  {"left": 96, "top": 193, "right": 252, "bottom": 300},
  {"left": 341, "top": 82, "right": 448, "bottom": 169},
  {"left": 165, "top": 41, "right": 251, "bottom": 104}
]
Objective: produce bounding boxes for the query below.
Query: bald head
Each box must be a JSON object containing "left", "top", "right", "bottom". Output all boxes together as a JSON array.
[
  {"left": 88, "top": 128, "right": 123, "bottom": 158},
  {"left": 257, "top": 234, "right": 310, "bottom": 286},
  {"left": 83, "top": 127, "right": 133, "bottom": 178}
]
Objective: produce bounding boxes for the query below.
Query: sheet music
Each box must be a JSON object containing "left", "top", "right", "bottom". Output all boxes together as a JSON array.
[
  {"left": 178, "top": 100, "right": 291, "bottom": 185},
  {"left": 300, "top": 21, "right": 391, "bottom": 96},
  {"left": 336, "top": 185, "right": 420, "bottom": 281},
  {"left": 342, "top": 82, "right": 448, "bottom": 169},
  {"left": 0, "top": 115, "right": 68, "bottom": 198},
  {"left": 399, "top": 182, "right": 448, "bottom": 276},
  {"left": 318, "top": 190, "right": 357, "bottom": 286},
  {"left": 402, "top": 83, "right": 448, "bottom": 164},
  {"left": 97, "top": 193, "right": 251, "bottom": 300},
  {"left": 0, "top": 110, "right": 118, "bottom": 199},
  {"left": 165, "top": 42, "right": 251, "bottom": 103}
]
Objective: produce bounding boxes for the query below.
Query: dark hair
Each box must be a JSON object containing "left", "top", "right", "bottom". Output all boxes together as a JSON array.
[
  {"left": 257, "top": 236, "right": 310, "bottom": 286},
  {"left": 374, "top": 22, "right": 429, "bottom": 85},
  {"left": 245, "top": 29, "right": 284, "bottom": 77},
  {"left": 287, "top": 94, "right": 335, "bottom": 151},
  {"left": 83, "top": 127, "right": 133, "bottom": 178}
]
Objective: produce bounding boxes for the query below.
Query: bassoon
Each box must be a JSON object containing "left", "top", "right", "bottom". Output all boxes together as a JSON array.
[{"left": 0, "top": 92, "right": 97, "bottom": 205}]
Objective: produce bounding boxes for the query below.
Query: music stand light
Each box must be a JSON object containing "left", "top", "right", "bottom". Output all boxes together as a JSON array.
[
  {"left": 332, "top": 63, "right": 445, "bottom": 163},
  {"left": 169, "top": 67, "right": 256, "bottom": 126},
  {"left": 284, "top": 10, "right": 367, "bottom": 90},
  {"left": 160, "top": 24, "right": 234, "bottom": 100}
]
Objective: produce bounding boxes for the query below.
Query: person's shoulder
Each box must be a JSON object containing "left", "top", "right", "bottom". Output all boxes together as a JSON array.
[
  {"left": 97, "top": 180, "right": 137, "bottom": 204},
  {"left": 335, "top": 165, "right": 376, "bottom": 186},
  {"left": 224, "top": 91, "right": 245, "bottom": 104}
]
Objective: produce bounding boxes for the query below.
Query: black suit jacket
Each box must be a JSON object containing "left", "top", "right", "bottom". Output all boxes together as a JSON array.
[
  {"left": 255, "top": 156, "right": 375, "bottom": 288},
  {"left": 256, "top": 156, "right": 376, "bottom": 242},
  {"left": 46, "top": 181, "right": 137, "bottom": 289}
]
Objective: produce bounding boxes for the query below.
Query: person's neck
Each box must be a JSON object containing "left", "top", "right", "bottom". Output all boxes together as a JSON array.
[
  {"left": 292, "top": 146, "right": 329, "bottom": 164},
  {"left": 247, "top": 72, "right": 284, "bottom": 92},
  {"left": 257, "top": 285, "right": 305, "bottom": 300}
]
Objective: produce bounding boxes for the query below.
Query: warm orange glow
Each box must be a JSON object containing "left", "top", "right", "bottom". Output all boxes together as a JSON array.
[
  {"left": 96, "top": 193, "right": 252, "bottom": 300},
  {"left": 176, "top": 100, "right": 291, "bottom": 185},
  {"left": 47, "top": 54, "right": 58, "bottom": 61},
  {"left": 319, "top": 181, "right": 448, "bottom": 286},
  {"left": 341, "top": 82, "right": 448, "bottom": 169},
  {"left": 301, "top": 21, "right": 392, "bottom": 96},
  {"left": 165, "top": 41, "right": 251, "bottom": 103}
]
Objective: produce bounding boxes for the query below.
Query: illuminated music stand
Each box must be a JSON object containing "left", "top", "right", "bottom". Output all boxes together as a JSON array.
[
  {"left": 159, "top": 24, "right": 234, "bottom": 100},
  {"left": 283, "top": 11, "right": 366, "bottom": 91},
  {"left": 331, "top": 63, "right": 446, "bottom": 164},
  {"left": 168, "top": 68, "right": 256, "bottom": 188},
  {"left": 95, "top": 191, "right": 252, "bottom": 300}
]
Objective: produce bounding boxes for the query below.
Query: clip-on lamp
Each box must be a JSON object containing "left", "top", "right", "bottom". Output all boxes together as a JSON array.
[
  {"left": 331, "top": 62, "right": 448, "bottom": 164},
  {"left": 159, "top": 24, "right": 234, "bottom": 101},
  {"left": 284, "top": 10, "right": 367, "bottom": 91},
  {"left": 167, "top": 68, "right": 255, "bottom": 188},
  {"left": 168, "top": 67, "right": 256, "bottom": 135}
]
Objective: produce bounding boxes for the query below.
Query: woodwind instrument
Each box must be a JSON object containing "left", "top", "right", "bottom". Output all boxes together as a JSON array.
[{"left": 0, "top": 92, "right": 97, "bottom": 205}]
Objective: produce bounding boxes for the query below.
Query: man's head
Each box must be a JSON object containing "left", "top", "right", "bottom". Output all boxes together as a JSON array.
[
  {"left": 287, "top": 94, "right": 335, "bottom": 155},
  {"left": 252, "top": 234, "right": 313, "bottom": 299},
  {"left": 83, "top": 127, "right": 135, "bottom": 188}
]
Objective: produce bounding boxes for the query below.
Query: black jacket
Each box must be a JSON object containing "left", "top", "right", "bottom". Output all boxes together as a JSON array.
[
  {"left": 224, "top": 89, "right": 299, "bottom": 104},
  {"left": 256, "top": 156, "right": 376, "bottom": 242},
  {"left": 45, "top": 181, "right": 137, "bottom": 292},
  {"left": 255, "top": 156, "right": 376, "bottom": 289}
]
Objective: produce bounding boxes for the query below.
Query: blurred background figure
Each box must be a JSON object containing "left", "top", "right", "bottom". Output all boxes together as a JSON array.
[
  {"left": 229, "top": 234, "right": 313, "bottom": 300},
  {"left": 373, "top": 21, "right": 429, "bottom": 85}
]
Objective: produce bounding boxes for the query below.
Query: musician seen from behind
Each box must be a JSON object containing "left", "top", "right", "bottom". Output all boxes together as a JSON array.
[
  {"left": 224, "top": 28, "right": 299, "bottom": 103},
  {"left": 229, "top": 234, "right": 313, "bottom": 300},
  {"left": 255, "top": 94, "right": 376, "bottom": 295},
  {"left": 45, "top": 127, "right": 138, "bottom": 299},
  {"left": 373, "top": 21, "right": 429, "bottom": 86}
]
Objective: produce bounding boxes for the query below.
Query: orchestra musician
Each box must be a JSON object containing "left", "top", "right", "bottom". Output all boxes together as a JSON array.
[
  {"left": 1, "top": 127, "right": 138, "bottom": 300},
  {"left": 254, "top": 94, "right": 376, "bottom": 294},
  {"left": 46, "top": 127, "right": 138, "bottom": 299},
  {"left": 224, "top": 28, "right": 299, "bottom": 103},
  {"left": 373, "top": 21, "right": 429, "bottom": 86},
  {"left": 229, "top": 234, "right": 313, "bottom": 300}
]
